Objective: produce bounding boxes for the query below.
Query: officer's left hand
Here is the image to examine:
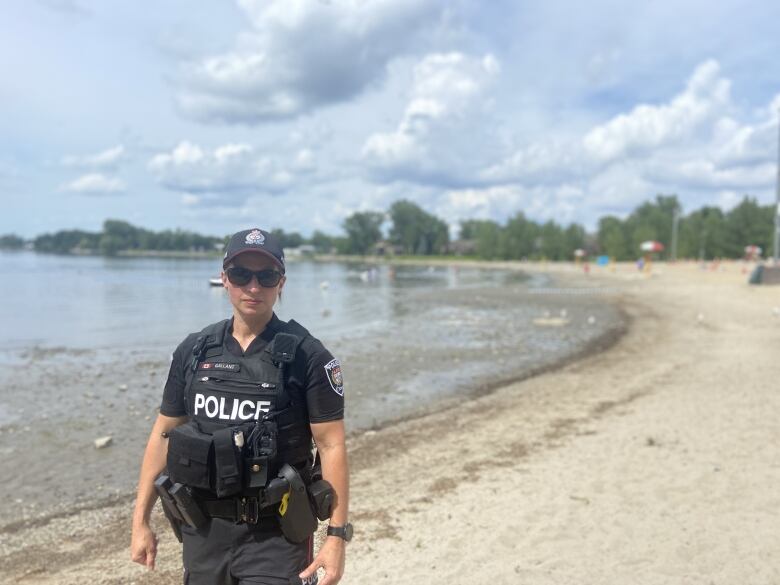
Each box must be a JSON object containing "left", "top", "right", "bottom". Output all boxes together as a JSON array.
[{"left": 299, "top": 536, "right": 345, "bottom": 585}]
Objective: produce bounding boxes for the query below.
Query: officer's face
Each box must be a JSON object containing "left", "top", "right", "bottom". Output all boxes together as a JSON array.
[{"left": 221, "top": 253, "right": 286, "bottom": 321}]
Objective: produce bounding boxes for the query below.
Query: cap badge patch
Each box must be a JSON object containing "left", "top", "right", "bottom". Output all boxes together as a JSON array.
[
  {"left": 245, "top": 230, "right": 265, "bottom": 245},
  {"left": 324, "top": 358, "right": 344, "bottom": 396}
]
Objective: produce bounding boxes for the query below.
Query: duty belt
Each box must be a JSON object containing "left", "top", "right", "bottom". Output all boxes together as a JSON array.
[{"left": 201, "top": 496, "right": 277, "bottom": 524}]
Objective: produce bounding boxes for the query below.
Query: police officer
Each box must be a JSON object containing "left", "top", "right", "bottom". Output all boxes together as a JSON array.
[{"left": 131, "top": 228, "right": 350, "bottom": 585}]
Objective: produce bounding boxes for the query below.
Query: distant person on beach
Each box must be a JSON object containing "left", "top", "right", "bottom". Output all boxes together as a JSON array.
[{"left": 131, "top": 228, "right": 350, "bottom": 585}]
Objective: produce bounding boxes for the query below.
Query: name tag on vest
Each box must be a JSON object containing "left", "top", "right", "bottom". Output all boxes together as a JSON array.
[{"left": 200, "top": 362, "right": 241, "bottom": 372}]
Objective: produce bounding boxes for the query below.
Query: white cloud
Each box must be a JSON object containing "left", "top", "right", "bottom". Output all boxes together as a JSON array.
[
  {"left": 710, "top": 110, "right": 778, "bottom": 168},
  {"left": 62, "top": 173, "right": 125, "bottom": 194},
  {"left": 149, "top": 140, "right": 310, "bottom": 201},
  {"left": 480, "top": 140, "right": 582, "bottom": 186},
  {"left": 181, "top": 193, "right": 201, "bottom": 206},
  {"left": 363, "top": 52, "right": 500, "bottom": 186},
  {"left": 175, "top": 0, "right": 444, "bottom": 124},
  {"left": 645, "top": 159, "right": 775, "bottom": 190},
  {"left": 37, "top": 0, "right": 91, "bottom": 17},
  {"left": 582, "top": 60, "right": 731, "bottom": 162},
  {"left": 440, "top": 186, "right": 527, "bottom": 224},
  {"left": 61, "top": 145, "right": 126, "bottom": 168},
  {"left": 454, "top": 59, "right": 776, "bottom": 224}
]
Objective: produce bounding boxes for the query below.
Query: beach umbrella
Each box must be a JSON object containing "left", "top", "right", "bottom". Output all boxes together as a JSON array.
[
  {"left": 640, "top": 240, "right": 665, "bottom": 253},
  {"left": 573, "top": 248, "right": 586, "bottom": 258},
  {"left": 744, "top": 245, "right": 762, "bottom": 257}
]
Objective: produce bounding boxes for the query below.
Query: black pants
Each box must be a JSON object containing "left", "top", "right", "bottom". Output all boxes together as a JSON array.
[{"left": 182, "top": 519, "right": 315, "bottom": 585}]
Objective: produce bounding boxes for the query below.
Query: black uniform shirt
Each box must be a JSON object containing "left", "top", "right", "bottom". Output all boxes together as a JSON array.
[{"left": 160, "top": 314, "right": 344, "bottom": 423}]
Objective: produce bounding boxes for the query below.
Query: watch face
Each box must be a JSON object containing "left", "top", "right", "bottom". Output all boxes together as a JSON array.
[{"left": 344, "top": 523, "right": 354, "bottom": 541}]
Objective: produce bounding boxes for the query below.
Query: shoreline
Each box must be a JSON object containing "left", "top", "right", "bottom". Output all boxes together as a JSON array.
[
  {"left": 4, "top": 261, "right": 777, "bottom": 584},
  {"left": 1, "top": 262, "right": 630, "bottom": 583},
  {"left": 0, "top": 264, "right": 626, "bottom": 531}
]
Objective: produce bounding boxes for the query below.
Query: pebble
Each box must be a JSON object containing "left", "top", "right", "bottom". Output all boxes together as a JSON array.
[
  {"left": 587, "top": 315, "right": 596, "bottom": 325},
  {"left": 94, "top": 436, "right": 113, "bottom": 449},
  {"left": 118, "top": 384, "right": 128, "bottom": 392},
  {"left": 697, "top": 313, "right": 705, "bottom": 323}
]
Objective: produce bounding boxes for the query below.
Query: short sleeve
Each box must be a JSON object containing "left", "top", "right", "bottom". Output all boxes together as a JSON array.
[
  {"left": 159, "top": 334, "right": 196, "bottom": 417},
  {"left": 301, "top": 339, "right": 345, "bottom": 423}
]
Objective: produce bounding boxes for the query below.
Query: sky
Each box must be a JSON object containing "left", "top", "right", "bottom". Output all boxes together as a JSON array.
[{"left": 2, "top": 0, "right": 780, "bottom": 239}]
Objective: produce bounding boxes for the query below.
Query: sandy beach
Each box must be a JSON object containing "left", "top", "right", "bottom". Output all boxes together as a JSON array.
[{"left": 1, "top": 261, "right": 779, "bottom": 584}]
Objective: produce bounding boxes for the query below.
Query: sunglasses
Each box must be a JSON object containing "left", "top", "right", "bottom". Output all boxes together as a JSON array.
[{"left": 225, "top": 266, "right": 283, "bottom": 287}]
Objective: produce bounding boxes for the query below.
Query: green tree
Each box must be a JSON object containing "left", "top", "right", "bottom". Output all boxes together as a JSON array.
[
  {"left": 34, "top": 230, "right": 100, "bottom": 254},
  {"left": 103, "top": 219, "right": 138, "bottom": 250},
  {"left": 563, "top": 224, "right": 587, "bottom": 258},
  {"left": 308, "top": 230, "right": 336, "bottom": 253},
  {"left": 503, "top": 213, "right": 539, "bottom": 259},
  {"left": 597, "top": 216, "right": 630, "bottom": 260},
  {"left": 98, "top": 234, "right": 123, "bottom": 256},
  {"left": 678, "top": 206, "right": 727, "bottom": 260},
  {"left": 623, "top": 194, "right": 680, "bottom": 258},
  {"left": 723, "top": 196, "right": 774, "bottom": 257},
  {"left": 271, "top": 229, "right": 305, "bottom": 249},
  {"left": 463, "top": 219, "right": 503, "bottom": 259},
  {"left": 538, "top": 220, "right": 568, "bottom": 260},
  {"left": 0, "top": 234, "right": 25, "bottom": 249},
  {"left": 389, "top": 200, "right": 449, "bottom": 255},
  {"left": 343, "top": 211, "right": 385, "bottom": 255}
]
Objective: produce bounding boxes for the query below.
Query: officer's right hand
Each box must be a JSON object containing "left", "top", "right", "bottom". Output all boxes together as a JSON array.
[{"left": 130, "top": 523, "right": 158, "bottom": 570}]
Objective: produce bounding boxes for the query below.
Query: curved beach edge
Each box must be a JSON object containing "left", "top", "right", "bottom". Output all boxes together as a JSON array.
[{"left": 3, "top": 261, "right": 779, "bottom": 585}]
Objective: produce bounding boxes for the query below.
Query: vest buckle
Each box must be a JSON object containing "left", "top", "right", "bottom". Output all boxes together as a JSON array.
[{"left": 237, "top": 497, "right": 259, "bottom": 524}]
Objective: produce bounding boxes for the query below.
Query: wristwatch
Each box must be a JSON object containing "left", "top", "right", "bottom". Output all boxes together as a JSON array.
[{"left": 326, "top": 522, "right": 353, "bottom": 542}]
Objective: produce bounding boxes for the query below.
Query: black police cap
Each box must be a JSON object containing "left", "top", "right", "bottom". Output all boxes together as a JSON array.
[{"left": 222, "top": 228, "right": 285, "bottom": 273}]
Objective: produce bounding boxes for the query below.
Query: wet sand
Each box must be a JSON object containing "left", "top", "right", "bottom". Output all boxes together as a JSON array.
[{"left": 2, "top": 261, "right": 779, "bottom": 584}]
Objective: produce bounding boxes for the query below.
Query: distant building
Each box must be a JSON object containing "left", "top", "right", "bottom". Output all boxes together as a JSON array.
[
  {"left": 373, "top": 240, "right": 403, "bottom": 256},
  {"left": 448, "top": 239, "right": 476, "bottom": 256},
  {"left": 286, "top": 245, "right": 317, "bottom": 257}
]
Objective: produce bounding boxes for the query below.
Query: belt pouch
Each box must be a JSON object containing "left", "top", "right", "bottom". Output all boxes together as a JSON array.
[
  {"left": 246, "top": 420, "right": 277, "bottom": 488},
  {"left": 167, "top": 424, "right": 214, "bottom": 491},
  {"left": 213, "top": 427, "right": 243, "bottom": 498},
  {"left": 307, "top": 479, "right": 334, "bottom": 521}
]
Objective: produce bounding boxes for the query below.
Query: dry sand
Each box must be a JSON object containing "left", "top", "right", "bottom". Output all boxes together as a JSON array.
[{"left": 1, "top": 261, "right": 778, "bottom": 585}]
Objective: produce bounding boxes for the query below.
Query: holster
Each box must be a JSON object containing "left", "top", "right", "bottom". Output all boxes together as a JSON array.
[
  {"left": 277, "top": 464, "right": 318, "bottom": 543},
  {"left": 169, "top": 482, "right": 207, "bottom": 529},
  {"left": 154, "top": 475, "right": 183, "bottom": 543}
]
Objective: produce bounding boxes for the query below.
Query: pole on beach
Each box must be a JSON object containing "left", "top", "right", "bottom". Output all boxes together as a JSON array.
[
  {"left": 671, "top": 203, "right": 680, "bottom": 262},
  {"left": 774, "top": 107, "right": 780, "bottom": 265}
]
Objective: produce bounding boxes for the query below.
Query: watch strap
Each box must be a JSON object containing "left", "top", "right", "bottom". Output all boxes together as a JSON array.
[{"left": 326, "top": 523, "right": 353, "bottom": 541}]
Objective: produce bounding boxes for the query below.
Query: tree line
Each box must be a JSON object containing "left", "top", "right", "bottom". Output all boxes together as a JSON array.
[
  {"left": 23, "top": 220, "right": 225, "bottom": 256},
  {"left": 336, "top": 195, "right": 777, "bottom": 260},
  {"left": 0, "top": 195, "right": 776, "bottom": 260}
]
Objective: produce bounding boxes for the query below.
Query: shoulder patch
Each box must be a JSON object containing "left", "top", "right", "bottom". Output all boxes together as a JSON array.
[{"left": 324, "top": 358, "right": 344, "bottom": 396}]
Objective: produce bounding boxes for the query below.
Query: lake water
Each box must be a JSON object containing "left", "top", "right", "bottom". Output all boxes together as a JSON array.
[
  {"left": 0, "top": 251, "right": 625, "bottom": 524},
  {"left": 0, "top": 251, "right": 532, "bottom": 353}
]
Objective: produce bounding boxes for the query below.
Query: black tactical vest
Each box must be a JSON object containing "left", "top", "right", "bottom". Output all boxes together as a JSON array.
[{"left": 166, "top": 318, "right": 313, "bottom": 497}]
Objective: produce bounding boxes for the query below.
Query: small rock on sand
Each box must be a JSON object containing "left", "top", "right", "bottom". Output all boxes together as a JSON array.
[
  {"left": 533, "top": 317, "right": 569, "bottom": 327},
  {"left": 94, "top": 436, "right": 113, "bottom": 449}
]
